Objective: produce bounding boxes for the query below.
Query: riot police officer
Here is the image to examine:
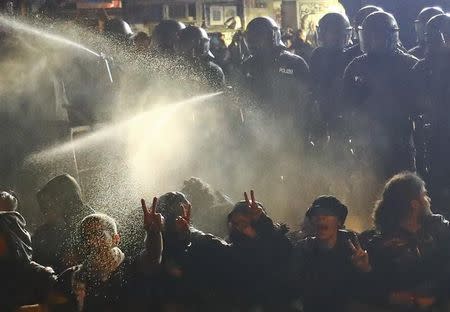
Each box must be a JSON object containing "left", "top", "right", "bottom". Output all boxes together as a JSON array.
[
  {"left": 343, "top": 11, "right": 419, "bottom": 181},
  {"left": 412, "top": 13, "right": 450, "bottom": 215},
  {"left": 310, "top": 12, "right": 353, "bottom": 144},
  {"left": 150, "top": 19, "right": 185, "bottom": 54},
  {"left": 175, "top": 25, "right": 225, "bottom": 91},
  {"left": 241, "top": 16, "right": 309, "bottom": 118},
  {"left": 104, "top": 18, "right": 134, "bottom": 46},
  {"left": 409, "top": 6, "right": 445, "bottom": 59},
  {"left": 345, "top": 5, "right": 384, "bottom": 61}
]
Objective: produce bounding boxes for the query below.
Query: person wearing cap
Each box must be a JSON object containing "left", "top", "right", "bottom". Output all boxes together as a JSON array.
[{"left": 289, "top": 195, "right": 371, "bottom": 312}]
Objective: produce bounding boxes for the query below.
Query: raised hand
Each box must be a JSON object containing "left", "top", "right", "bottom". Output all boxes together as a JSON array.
[
  {"left": 348, "top": 237, "right": 371, "bottom": 272},
  {"left": 244, "top": 190, "right": 263, "bottom": 221},
  {"left": 141, "top": 197, "right": 164, "bottom": 232},
  {"left": 175, "top": 202, "right": 191, "bottom": 235}
]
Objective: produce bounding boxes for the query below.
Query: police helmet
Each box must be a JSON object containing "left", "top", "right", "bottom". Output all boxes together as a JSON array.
[
  {"left": 359, "top": 11, "right": 400, "bottom": 54},
  {"left": 245, "top": 16, "right": 284, "bottom": 54},
  {"left": 317, "top": 12, "right": 352, "bottom": 49}
]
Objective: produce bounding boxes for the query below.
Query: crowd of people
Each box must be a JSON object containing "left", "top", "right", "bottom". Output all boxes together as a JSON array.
[
  {"left": 2, "top": 171, "right": 450, "bottom": 312},
  {"left": 2, "top": 1, "right": 450, "bottom": 312}
]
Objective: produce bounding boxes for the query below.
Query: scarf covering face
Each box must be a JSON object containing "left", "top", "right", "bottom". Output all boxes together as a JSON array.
[{"left": 71, "top": 247, "right": 125, "bottom": 312}]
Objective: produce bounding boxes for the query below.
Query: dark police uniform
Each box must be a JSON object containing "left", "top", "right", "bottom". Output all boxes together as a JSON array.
[{"left": 343, "top": 49, "right": 419, "bottom": 179}]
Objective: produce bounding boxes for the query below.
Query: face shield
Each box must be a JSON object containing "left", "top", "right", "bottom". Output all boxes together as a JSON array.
[
  {"left": 318, "top": 26, "right": 353, "bottom": 49},
  {"left": 425, "top": 17, "right": 450, "bottom": 53},
  {"left": 198, "top": 37, "right": 214, "bottom": 58},
  {"left": 176, "top": 32, "right": 213, "bottom": 59},
  {"left": 415, "top": 20, "right": 426, "bottom": 43},
  {"left": 245, "top": 28, "right": 275, "bottom": 55},
  {"left": 359, "top": 26, "right": 399, "bottom": 54}
]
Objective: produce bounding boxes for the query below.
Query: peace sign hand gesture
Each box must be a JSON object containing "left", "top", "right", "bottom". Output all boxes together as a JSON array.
[
  {"left": 348, "top": 237, "right": 371, "bottom": 273},
  {"left": 244, "top": 190, "right": 264, "bottom": 221},
  {"left": 141, "top": 197, "right": 164, "bottom": 233},
  {"left": 175, "top": 202, "right": 191, "bottom": 235}
]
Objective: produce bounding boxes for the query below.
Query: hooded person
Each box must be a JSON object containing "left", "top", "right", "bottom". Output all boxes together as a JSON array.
[
  {"left": 32, "top": 174, "right": 95, "bottom": 272},
  {"left": 0, "top": 191, "right": 56, "bottom": 311},
  {"left": 289, "top": 195, "right": 371, "bottom": 312}
]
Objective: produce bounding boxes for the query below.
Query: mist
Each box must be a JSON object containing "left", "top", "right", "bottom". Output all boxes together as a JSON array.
[{"left": 0, "top": 14, "right": 380, "bottom": 240}]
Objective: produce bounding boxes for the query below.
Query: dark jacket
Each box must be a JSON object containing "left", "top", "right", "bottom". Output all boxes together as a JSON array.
[
  {"left": 33, "top": 174, "right": 94, "bottom": 272},
  {"left": 242, "top": 47, "right": 310, "bottom": 118},
  {"left": 411, "top": 55, "right": 450, "bottom": 203},
  {"left": 367, "top": 214, "right": 450, "bottom": 308},
  {"left": 53, "top": 255, "right": 154, "bottom": 312},
  {"left": 0, "top": 211, "right": 32, "bottom": 262},
  {"left": 155, "top": 227, "right": 230, "bottom": 311},
  {"left": 343, "top": 49, "right": 419, "bottom": 178},
  {"left": 226, "top": 215, "right": 293, "bottom": 311},
  {"left": 290, "top": 230, "right": 367, "bottom": 312},
  {"left": 310, "top": 47, "right": 356, "bottom": 140},
  {"left": 409, "top": 45, "right": 426, "bottom": 60},
  {"left": 0, "top": 211, "right": 56, "bottom": 311}
]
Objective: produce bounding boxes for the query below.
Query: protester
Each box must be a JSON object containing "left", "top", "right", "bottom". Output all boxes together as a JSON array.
[
  {"left": 51, "top": 198, "right": 163, "bottom": 312},
  {"left": 225, "top": 190, "right": 292, "bottom": 310},
  {"left": 0, "top": 191, "right": 56, "bottom": 311},
  {"left": 180, "top": 177, "right": 233, "bottom": 238},
  {"left": 153, "top": 191, "right": 229, "bottom": 311},
  {"left": 368, "top": 172, "right": 450, "bottom": 310},
  {"left": 32, "top": 174, "right": 95, "bottom": 272},
  {"left": 290, "top": 196, "right": 370, "bottom": 312}
]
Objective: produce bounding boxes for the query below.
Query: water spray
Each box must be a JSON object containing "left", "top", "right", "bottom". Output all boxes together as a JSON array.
[
  {"left": 0, "top": 15, "right": 101, "bottom": 58},
  {"left": 28, "top": 91, "right": 223, "bottom": 162}
]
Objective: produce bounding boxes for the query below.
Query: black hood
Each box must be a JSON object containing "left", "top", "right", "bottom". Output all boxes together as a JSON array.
[
  {"left": 36, "top": 174, "right": 94, "bottom": 225},
  {"left": 0, "top": 211, "right": 32, "bottom": 263}
]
